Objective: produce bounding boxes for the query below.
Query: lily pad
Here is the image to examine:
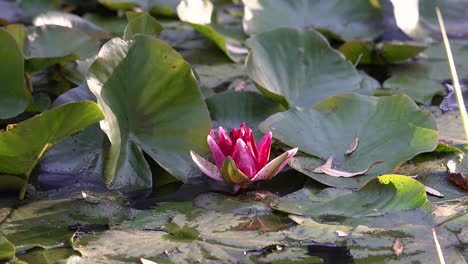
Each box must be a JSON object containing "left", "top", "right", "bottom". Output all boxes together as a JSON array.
[
  {"left": 0, "top": 28, "right": 31, "bottom": 119},
  {"left": 38, "top": 85, "right": 106, "bottom": 190},
  {"left": 193, "top": 191, "right": 277, "bottom": 215},
  {"left": 87, "top": 34, "right": 211, "bottom": 191},
  {"left": 205, "top": 91, "right": 285, "bottom": 139},
  {"left": 242, "top": 0, "right": 383, "bottom": 41},
  {"left": 177, "top": 0, "right": 247, "bottom": 62},
  {"left": 24, "top": 25, "right": 100, "bottom": 72},
  {"left": 33, "top": 11, "right": 110, "bottom": 40},
  {"left": 123, "top": 12, "right": 163, "bottom": 40},
  {"left": 0, "top": 101, "right": 104, "bottom": 197},
  {"left": 0, "top": 193, "right": 130, "bottom": 252},
  {"left": 260, "top": 94, "right": 439, "bottom": 188},
  {"left": 338, "top": 40, "right": 426, "bottom": 65},
  {"left": 245, "top": 28, "right": 374, "bottom": 108},
  {"left": 271, "top": 175, "right": 432, "bottom": 217},
  {"left": 380, "top": 76, "right": 444, "bottom": 105}
]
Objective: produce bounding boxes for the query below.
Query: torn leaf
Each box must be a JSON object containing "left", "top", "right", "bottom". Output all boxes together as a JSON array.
[
  {"left": 393, "top": 238, "right": 403, "bottom": 256},
  {"left": 312, "top": 156, "right": 383, "bottom": 178},
  {"left": 344, "top": 137, "right": 359, "bottom": 155}
]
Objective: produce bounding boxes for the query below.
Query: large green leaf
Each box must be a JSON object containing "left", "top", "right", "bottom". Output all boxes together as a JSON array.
[
  {"left": 177, "top": 0, "right": 247, "bottom": 62},
  {"left": 123, "top": 12, "right": 163, "bottom": 40},
  {"left": 205, "top": 91, "right": 285, "bottom": 139},
  {"left": 0, "top": 101, "right": 104, "bottom": 197},
  {"left": 23, "top": 25, "right": 100, "bottom": 72},
  {"left": 271, "top": 175, "right": 432, "bottom": 217},
  {"left": 260, "top": 94, "right": 439, "bottom": 188},
  {"left": 0, "top": 29, "right": 31, "bottom": 119},
  {"left": 242, "top": 0, "right": 383, "bottom": 41},
  {"left": 245, "top": 28, "right": 375, "bottom": 108},
  {"left": 380, "top": 76, "right": 444, "bottom": 105},
  {"left": 87, "top": 35, "right": 211, "bottom": 191}
]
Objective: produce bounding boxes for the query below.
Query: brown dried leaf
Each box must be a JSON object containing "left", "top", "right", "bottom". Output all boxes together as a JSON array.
[
  {"left": 393, "top": 238, "right": 403, "bottom": 256},
  {"left": 344, "top": 137, "right": 359, "bottom": 155},
  {"left": 313, "top": 156, "right": 383, "bottom": 178}
]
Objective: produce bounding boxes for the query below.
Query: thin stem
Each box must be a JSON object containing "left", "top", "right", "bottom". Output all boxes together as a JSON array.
[{"left": 436, "top": 7, "right": 468, "bottom": 145}]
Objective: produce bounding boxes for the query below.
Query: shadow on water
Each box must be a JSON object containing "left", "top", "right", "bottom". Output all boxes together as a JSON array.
[{"left": 303, "top": 241, "right": 354, "bottom": 264}]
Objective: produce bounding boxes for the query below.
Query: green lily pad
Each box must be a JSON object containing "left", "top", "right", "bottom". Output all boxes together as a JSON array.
[
  {"left": 245, "top": 28, "right": 375, "bottom": 108},
  {"left": 177, "top": 0, "right": 247, "bottom": 62},
  {"left": 193, "top": 192, "right": 277, "bottom": 215},
  {"left": 0, "top": 28, "right": 31, "bottom": 119},
  {"left": 271, "top": 175, "right": 432, "bottom": 217},
  {"left": 123, "top": 12, "right": 163, "bottom": 40},
  {"left": 0, "top": 193, "right": 130, "bottom": 252},
  {"left": 242, "top": 0, "right": 383, "bottom": 41},
  {"left": 18, "top": 0, "right": 60, "bottom": 18},
  {"left": 24, "top": 25, "right": 100, "bottom": 72},
  {"left": 76, "top": 201, "right": 291, "bottom": 263},
  {"left": 0, "top": 101, "right": 104, "bottom": 197},
  {"left": 38, "top": 85, "right": 105, "bottom": 190},
  {"left": 15, "top": 248, "right": 78, "bottom": 264},
  {"left": 380, "top": 76, "right": 444, "bottom": 105},
  {"left": 389, "top": 40, "right": 468, "bottom": 83},
  {"left": 82, "top": 13, "right": 128, "bottom": 37},
  {"left": 339, "top": 40, "right": 426, "bottom": 65},
  {"left": 87, "top": 34, "right": 211, "bottom": 191},
  {"left": 33, "top": 11, "right": 110, "bottom": 40},
  {"left": 0, "top": 235, "right": 15, "bottom": 261},
  {"left": 193, "top": 63, "right": 245, "bottom": 90},
  {"left": 260, "top": 94, "right": 439, "bottom": 188},
  {"left": 205, "top": 91, "right": 285, "bottom": 139}
]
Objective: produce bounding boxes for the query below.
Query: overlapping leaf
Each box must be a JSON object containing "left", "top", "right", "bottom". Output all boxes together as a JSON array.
[
  {"left": 245, "top": 28, "right": 376, "bottom": 108},
  {"left": 242, "top": 0, "right": 383, "bottom": 40},
  {"left": 260, "top": 94, "right": 439, "bottom": 188},
  {"left": 87, "top": 34, "right": 211, "bottom": 191}
]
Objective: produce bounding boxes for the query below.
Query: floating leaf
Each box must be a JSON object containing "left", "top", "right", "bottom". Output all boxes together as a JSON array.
[
  {"left": 177, "top": 0, "right": 247, "bottom": 62},
  {"left": 271, "top": 175, "right": 432, "bottom": 217},
  {"left": 339, "top": 41, "right": 426, "bottom": 65},
  {"left": 87, "top": 35, "right": 211, "bottom": 191},
  {"left": 0, "top": 101, "right": 104, "bottom": 197},
  {"left": 245, "top": 28, "right": 374, "bottom": 108},
  {"left": 123, "top": 12, "right": 163, "bottom": 40},
  {"left": 242, "top": 0, "right": 382, "bottom": 41},
  {"left": 260, "top": 94, "right": 438, "bottom": 188},
  {"left": 205, "top": 91, "right": 285, "bottom": 139},
  {"left": 380, "top": 76, "right": 444, "bottom": 105},
  {"left": 0, "top": 28, "right": 31, "bottom": 119},
  {"left": 0, "top": 193, "right": 130, "bottom": 252},
  {"left": 38, "top": 85, "right": 105, "bottom": 190}
]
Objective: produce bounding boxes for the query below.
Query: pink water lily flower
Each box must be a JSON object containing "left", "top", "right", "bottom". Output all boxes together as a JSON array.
[{"left": 190, "top": 123, "right": 298, "bottom": 191}]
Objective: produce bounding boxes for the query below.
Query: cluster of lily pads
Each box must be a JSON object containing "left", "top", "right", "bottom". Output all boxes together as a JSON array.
[{"left": 0, "top": 0, "right": 467, "bottom": 263}]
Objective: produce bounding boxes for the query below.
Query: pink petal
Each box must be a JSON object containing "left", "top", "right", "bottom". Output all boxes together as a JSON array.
[
  {"left": 207, "top": 135, "right": 226, "bottom": 169},
  {"left": 217, "top": 127, "right": 233, "bottom": 156},
  {"left": 190, "top": 150, "right": 222, "bottom": 181},
  {"left": 251, "top": 148, "right": 298, "bottom": 182},
  {"left": 231, "top": 138, "right": 258, "bottom": 178},
  {"left": 256, "top": 131, "right": 272, "bottom": 168},
  {"left": 245, "top": 127, "right": 258, "bottom": 159}
]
